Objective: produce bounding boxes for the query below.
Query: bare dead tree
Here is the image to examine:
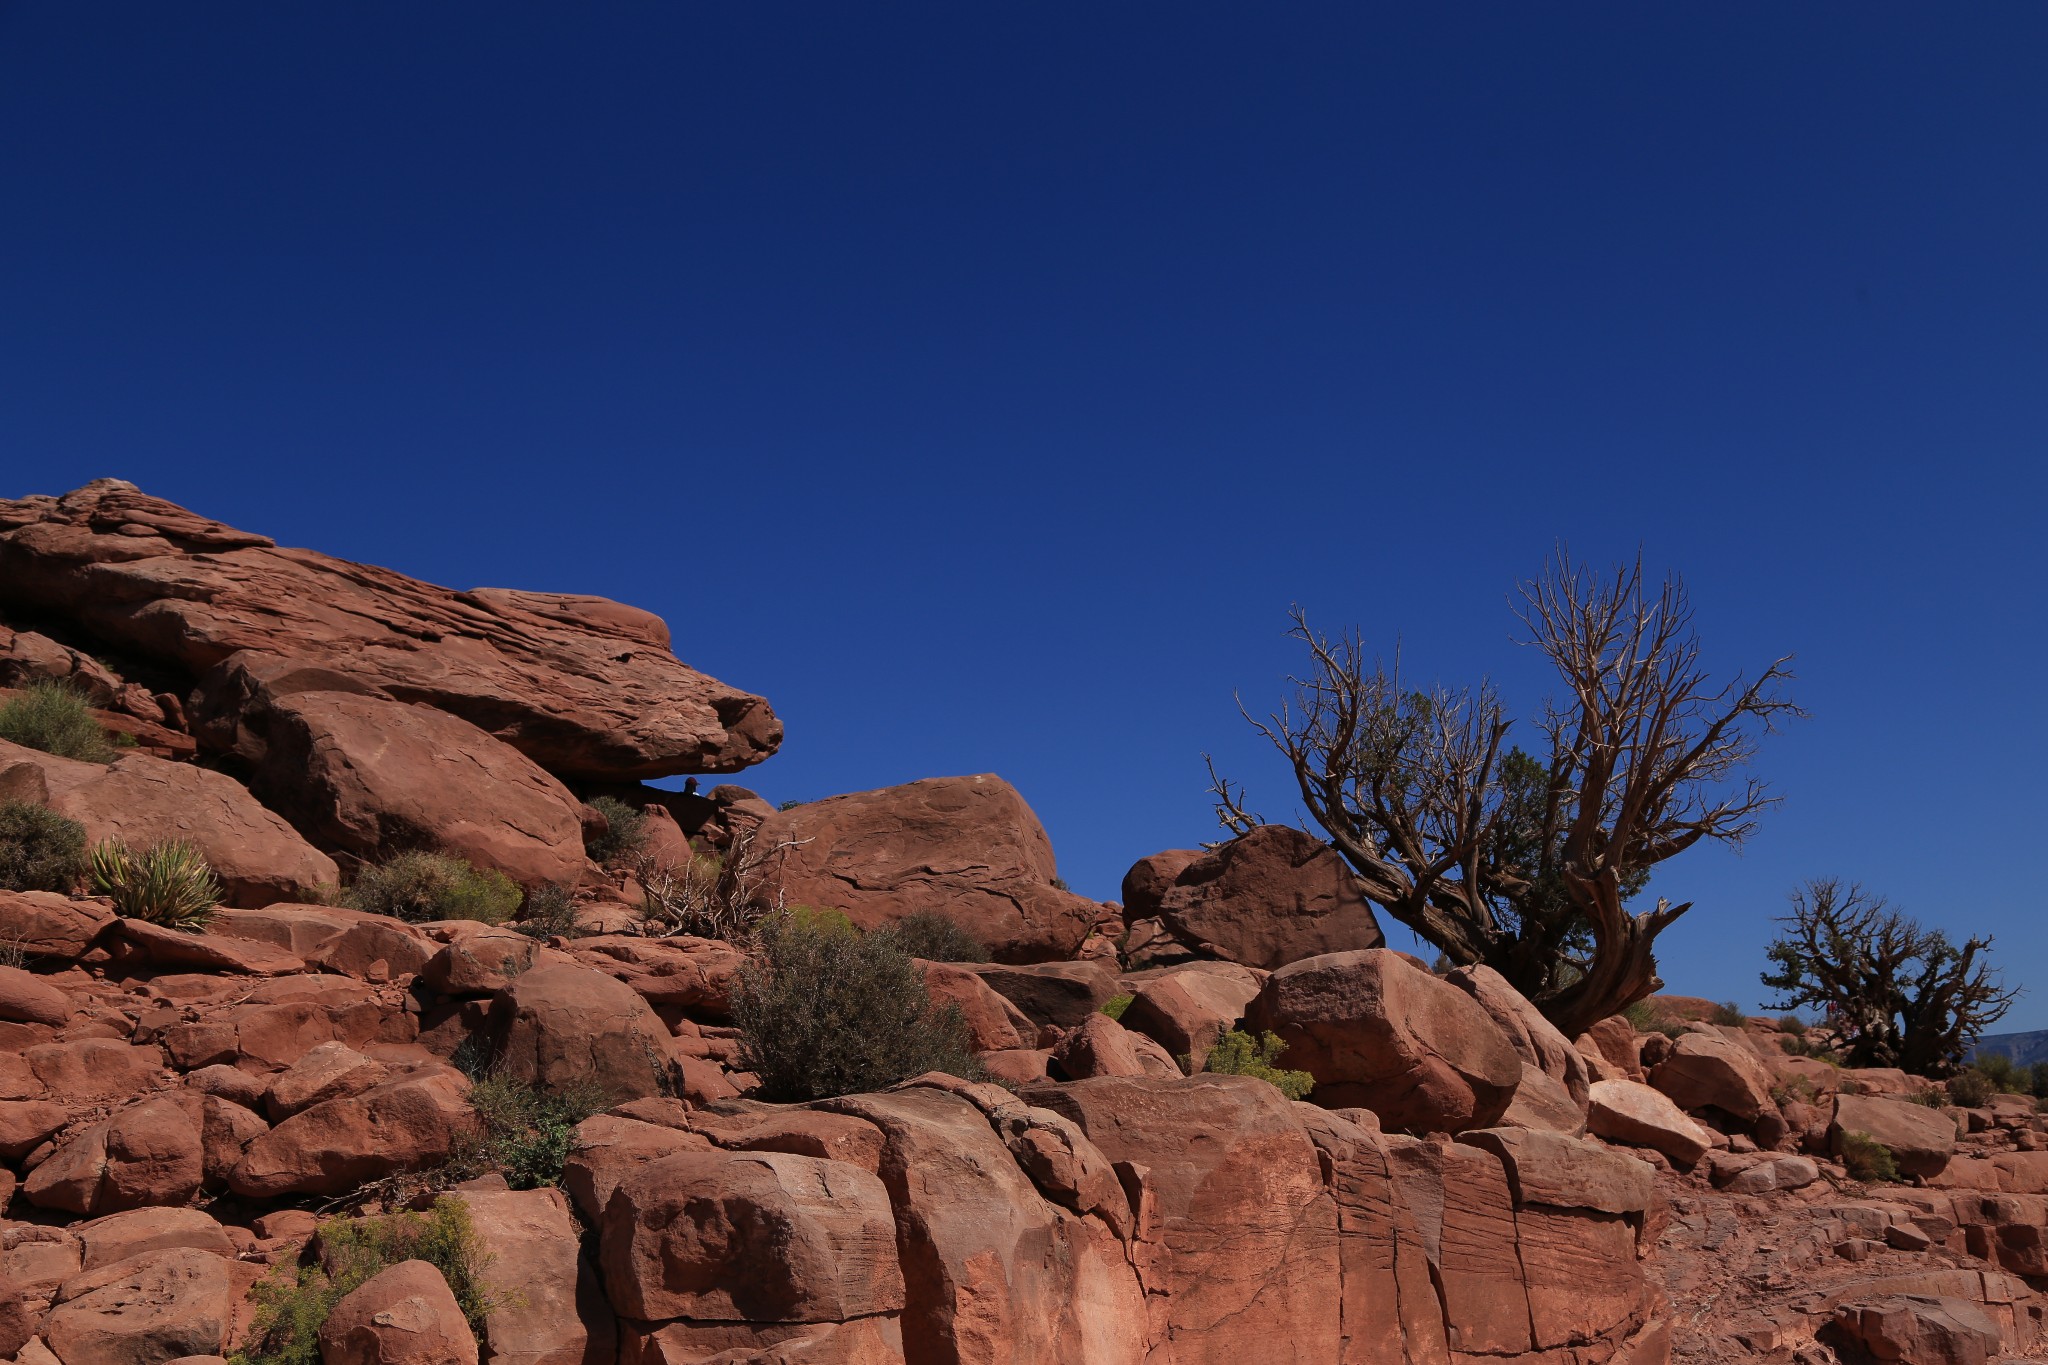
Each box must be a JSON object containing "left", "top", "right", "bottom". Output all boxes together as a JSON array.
[
  {"left": 633, "top": 824, "right": 808, "bottom": 942},
  {"left": 1216, "top": 553, "right": 1801, "bottom": 1034},
  {"left": 1761, "top": 879, "right": 2016, "bottom": 1076}
]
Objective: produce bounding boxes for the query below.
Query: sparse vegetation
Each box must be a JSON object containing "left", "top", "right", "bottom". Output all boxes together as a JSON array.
[
  {"left": 1838, "top": 1130, "right": 1899, "bottom": 1183},
  {"left": 1100, "top": 993, "right": 1135, "bottom": 1022},
  {"left": 1946, "top": 1068, "right": 1996, "bottom": 1108},
  {"left": 735, "top": 907, "right": 981, "bottom": 1102},
  {"left": 872, "top": 910, "right": 990, "bottom": 963},
  {"left": 0, "top": 799, "right": 89, "bottom": 893},
  {"left": 1624, "top": 999, "right": 1685, "bottom": 1039},
  {"left": 90, "top": 838, "right": 221, "bottom": 929},
  {"left": 1051, "top": 876, "right": 1070, "bottom": 892},
  {"left": 1201, "top": 1029, "right": 1314, "bottom": 1100},
  {"left": 0, "top": 681, "right": 119, "bottom": 763},
  {"left": 233, "top": 1198, "right": 497, "bottom": 1365},
  {"left": 1711, "top": 1001, "right": 1748, "bottom": 1027},
  {"left": 1777, "top": 1014, "right": 1807, "bottom": 1035},
  {"left": 1770, "top": 1076, "right": 1821, "bottom": 1107},
  {"left": 778, "top": 799, "right": 805, "bottom": 811},
  {"left": 583, "top": 795, "right": 647, "bottom": 865},
  {"left": 1761, "top": 879, "right": 2015, "bottom": 1076},
  {"left": 460, "top": 1073, "right": 608, "bottom": 1189},
  {"left": 345, "top": 851, "right": 521, "bottom": 925},
  {"left": 635, "top": 823, "right": 798, "bottom": 941},
  {"left": 1213, "top": 556, "right": 1800, "bottom": 1035},
  {"left": 513, "top": 883, "right": 583, "bottom": 941}
]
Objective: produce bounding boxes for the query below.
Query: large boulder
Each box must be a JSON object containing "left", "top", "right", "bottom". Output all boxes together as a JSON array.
[
  {"left": 1445, "top": 964, "right": 1589, "bottom": 1106},
  {"left": 213, "top": 683, "right": 586, "bottom": 885},
  {"left": 456, "top": 1187, "right": 615, "bottom": 1365},
  {"left": 42, "top": 1248, "right": 233, "bottom": 1365},
  {"left": 318, "top": 1259, "right": 478, "bottom": 1365},
  {"left": 1586, "top": 1078, "right": 1716, "bottom": 1166},
  {"left": 961, "top": 960, "right": 1118, "bottom": 1029},
  {"left": 752, "top": 775, "right": 1100, "bottom": 962},
  {"left": 0, "top": 480, "right": 779, "bottom": 779},
  {"left": 1831, "top": 1093, "right": 1957, "bottom": 1179},
  {"left": 1649, "top": 1029, "right": 1777, "bottom": 1122},
  {"left": 1244, "top": 949, "right": 1523, "bottom": 1132},
  {"left": 0, "top": 739, "right": 336, "bottom": 906},
  {"left": 488, "top": 963, "right": 679, "bottom": 1103},
  {"left": 228, "top": 1069, "right": 474, "bottom": 1199},
  {"left": 599, "top": 1149, "right": 902, "bottom": 1325},
  {"left": 1119, "top": 826, "right": 1383, "bottom": 970},
  {"left": 1118, "top": 963, "right": 1263, "bottom": 1072}
]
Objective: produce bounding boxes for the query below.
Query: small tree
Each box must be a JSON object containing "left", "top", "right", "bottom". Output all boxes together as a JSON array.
[
  {"left": 1760, "top": 879, "right": 2015, "bottom": 1076},
  {"left": 1217, "top": 554, "right": 1800, "bottom": 1035}
]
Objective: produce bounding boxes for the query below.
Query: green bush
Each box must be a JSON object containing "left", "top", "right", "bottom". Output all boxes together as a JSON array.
[
  {"left": 735, "top": 908, "right": 981, "bottom": 1101},
  {"left": 90, "top": 838, "right": 221, "bottom": 930},
  {"left": 513, "top": 883, "right": 583, "bottom": 941},
  {"left": 233, "top": 1198, "right": 496, "bottom": 1365},
  {"left": 1907, "top": 1087, "right": 1947, "bottom": 1108},
  {"left": 1201, "top": 1029, "right": 1314, "bottom": 1101},
  {"left": 0, "top": 681, "right": 119, "bottom": 763},
  {"left": 1947, "top": 1068, "right": 1997, "bottom": 1108},
  {"left": 1777, "top": 1014, "right": 1807, "bottom": 1035},
  {"left": 872, "top": 910, "right": 990, "bottom": 963},
  {"left": 0, "top": 799, "right": 88, "bottom": 893},
  {"left": 1973, "top": 1051, "right": 2022, "bottom": 1093},
  {"left": 1623, "top": 999, "right": 1686, "bottom": 1039},
  {"left": 463, "top": 1074, "right": 608, "bottom": 1189},
  {"left": 1711, "top": 1001, "right": 1749, "bottom": 1027},
  {"left": 583, "top": 795, "right": 647, "bottom": 865},
  {"left": 1838, "top": 1130, "right": 1899, "bottom": 1183},
  {"left": 1100, "top": 993, "right": 1134, "bottom": 1022},
  {"left": 346, "top": 852, "right": 521, "bottom": 924}
]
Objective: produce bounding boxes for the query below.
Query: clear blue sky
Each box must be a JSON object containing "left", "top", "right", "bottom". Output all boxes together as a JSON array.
[{"left": 3, "top": 7, "right": 2043, "bottom": 1022}]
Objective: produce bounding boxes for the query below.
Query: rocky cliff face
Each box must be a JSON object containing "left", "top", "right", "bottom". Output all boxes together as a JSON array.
[{"left": 1, "top": 482, "right": 2045, "bottom": 1365}]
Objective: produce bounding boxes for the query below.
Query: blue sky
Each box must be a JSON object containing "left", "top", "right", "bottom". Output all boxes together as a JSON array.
[{"left": 3, "top": 6, "right": 2043, "bottom": 1022}]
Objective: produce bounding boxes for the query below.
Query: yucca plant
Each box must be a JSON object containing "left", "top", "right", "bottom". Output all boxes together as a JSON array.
[{"left": 91, "top": 838, "right": 222, "bottom": 930}]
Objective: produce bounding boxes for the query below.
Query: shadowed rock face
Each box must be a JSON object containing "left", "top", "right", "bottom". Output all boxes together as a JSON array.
[{"left": 0, "top": 480, "right": 780, "bottom": 780}]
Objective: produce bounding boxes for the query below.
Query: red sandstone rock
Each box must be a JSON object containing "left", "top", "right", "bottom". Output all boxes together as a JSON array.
[
  {"left": 1445, "top": 963, "right": 1589, "bottom": 1106},
  {"left": 110, "top": 919, "right": 306, "bottom": 977},
  {"left": 567, "top": 935, "right": 744, "bottom": 1020},
  {"left": 1048, "top": 1013, "right": 1152, "bottom": 1080},
  {"left": 0, "top": 892, "right": 113, "bottom": 962},
  {"left": 1829, "top": 1294, "right": 2002, "bottom": 1365},
  {"left": 1649, "top": 1028, "right": 1778, "bottom": 1122},
  {"left": 0, "top": 480, "right": 779, "bottom": 780},
  {"left": 599, "top": 1148, "right": 903, "bottom": 1324},
  {"left": 1832, "top": 1092, "right": 1958, "bottom": 1179},
  {"left": 220, "top": 685, "right": 587, "bottom": 886},
  {"left": 317, "top": 1259, "right": 478, "bottom": 1365},
  {"left": 752, "top": 776, "right": 1099, "bottom": 962},
  {"left": 960, "top": 959, "right": 1119, "bottom": 1029},
  {"left": 263, "top": 1042, "right": 390, "bottom": 1120},
  {"left": 488, "top": 963, "right": 680, "bottom": 1103},
  {"left": 43, "top": 1248, "right": 233, "bottom": 1365},
  {"left": 0, "top": 967, "right": 71, "bottom": 1027},
  {"left": 1245, "top": 949, "right": 1522, "bottom": 1132},
  {"left": 456, "top": 1187, "right": 614, "bottom": 1365},
  {"left": 72, "top": 1209, "right": 234, "bottom": 1273},
  {"left": 228, "top": 1069, "right": 473, "bottom": 1199},
  {"left": 916, "top": 961, "right": 1032, "bottom": 1053},
  {"left": 1121, "top": 826, "right": 1384, "bottom": 971},
  {"left": 1118, "top": 964, "right": 1262, "bottom": 1073},
  {"left": 1587, "top": 1078, "right": 1716, "bottom": 1166}
]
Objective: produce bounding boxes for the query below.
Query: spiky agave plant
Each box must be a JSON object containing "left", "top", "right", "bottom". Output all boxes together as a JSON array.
[{"left": 90, "top": 838, "right": 222, "bottom": 930}]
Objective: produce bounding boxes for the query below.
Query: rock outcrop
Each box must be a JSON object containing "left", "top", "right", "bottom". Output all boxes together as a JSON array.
[
  {"left": 1118, "top": 825, "right": 1383, "bottom": 970},
  {"left": 754, "top": 776, "right": 1103, "bottom": 962}
]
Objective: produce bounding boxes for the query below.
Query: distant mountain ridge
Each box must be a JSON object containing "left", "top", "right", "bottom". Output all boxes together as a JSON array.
[{"left": 1971, "top": 1029, "right": 2048, "bottom": 1066}]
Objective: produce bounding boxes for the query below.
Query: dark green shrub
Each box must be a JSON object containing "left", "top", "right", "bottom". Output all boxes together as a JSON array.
[
  {"left": 463, "top": 1074, "right": 608, "bottom": 1189},
  {"left": 0, "top": 799, "right": 88, "bottom": 893},
  {"left": 1777, "top": 1014, "right": 1807, "bottom": 1035},
  {"left": 1947, "top": 1068, "right": 1997, "bottom": 1108},
  {"left": 1100, "top": 993, "right": 1134, "bottom": 1022},
  {"left": 1202, "top": 1029, "right": 1314, "bottom": 1100},
  {"left": 1907, "top": 1087, "right": 1947, "bottom": 1108},
  {"left": 778, "top": 798, "right": 805, "bottom": 812},
  {"left": 584, "top": 795, "right": 647, "bottom": 865},
  {"left": 872, "top": 910, "right": 990, "bottom": 963},
  {"left": 1711, "top": 1001, "right": 1749, "bottom": 1027},
  {"left": 735, "top": 908, "right": 981, "bottom": 1101},
  {"left": 1838, "top": 1130, "right": 1898, "bottom": 1183},
  {"left": 233, "top": 1198, "right": 496, "bottom": 1365},
  {"left": 2030, "top": 1063, "right": 2048, "bottom": 1100},
  {"left": 1973, "top": 1051, "right": 2023, "bottom": 1093},
  {"left": 0, "top": 681, "right": 118, "bottom": 763},
  {"left": 346, "top": 852, "right": 521, "bottom": 924},
  {"left": 1050, "top": 876, "right": 1070, "bottom": 892},
  {"left": 90, "top": 838, "right": 221, "bottom": 929},
  {"left": 514, "top": 883, "right": 584, "bottom": 941}
]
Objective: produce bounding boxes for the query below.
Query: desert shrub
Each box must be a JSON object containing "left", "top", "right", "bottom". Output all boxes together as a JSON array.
[
  {"left": 778, "top": 798, "right": 805, "bottom": 811},
  {"left": 1202, "top": 1029, "right": 1314, "bottom": 1101},
  {"left": 1777, "top": 1014, "right": 1808, "bottom": 1035},
  {"left": 0, "top": 799, "right": 88, "bottom": 893},
  {"left": 735, "top": 908, "right": 981, "bottom": 1101},
  {"left": 0, "top": 681, "right": 118, "bottom": 763},
  {"left": 871, "top": 910, "right": 990, "bottom": 963},
  {"left": 346, "top": 852, "right": 521, "bottom": 924},
  {"left": 1972, "top": 1051, "right": 2022, "bottom": 1093},
  {"left": 2031, "top": 1063, "right": 2048, "bottom": 1099},
  {"left": 1947, "top": 1068, "right": 1997, "bottom": 1107},
  {"left": 90, "top": 838, "right": 220, "bottom": 930},
  {"left": 1100, "top": 993, "right": 1134, "bottom": 1022},
  {"left": 233, "top": 1197, "right": 495, "bottom": 1365},
  {"left": 1623, "top": 1000, "right": 1686, "bottom": 1039},
  {"left": 1050, "top": 876, "right": 1070, "bottom": 892},
  {"left": 1712, "top": 1001, "right": 1749, "bottom": 1027},
  {"left": 1838, "top": 1130, "right": 1899, "bottom": 1183},
  {"left": 462, "top": 1074, "right": 608, "bottom": 1189},
  {"left": 1771, "top": 1076, "right": 1820, "bottom": 1107},
  {"left": 514, "top": 883, "right": 583, "bottom": 941},
  {"left": 584, "top": 795, "right": 647, "bottom": 865},
  {"left": 1907, "top": 1088, "right": 1947, "bottom": 1108}
]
